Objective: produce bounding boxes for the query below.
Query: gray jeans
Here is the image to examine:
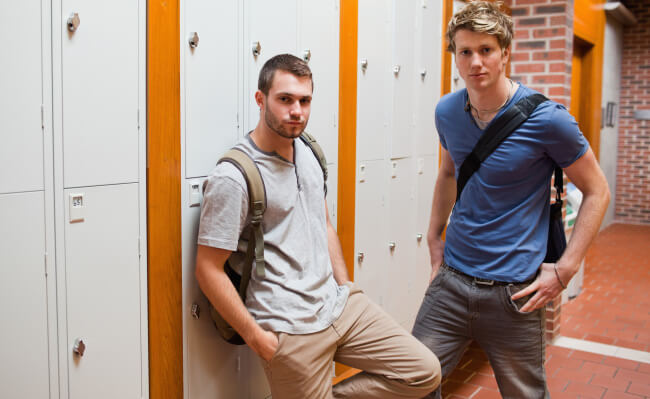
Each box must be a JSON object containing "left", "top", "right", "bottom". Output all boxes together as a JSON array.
[{"left": 412, "top": 263, "right": 549, "bottom": 399}]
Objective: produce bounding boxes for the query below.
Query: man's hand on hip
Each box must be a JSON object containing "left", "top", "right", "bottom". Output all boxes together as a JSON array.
[{"left": 512, "top": 263, "right": 564, "bottom": 312}]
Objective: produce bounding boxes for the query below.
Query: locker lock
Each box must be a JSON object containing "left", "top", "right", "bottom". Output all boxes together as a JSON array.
[
  {"left": 357, "top": 252, "right": 365, "bottom": 263},
  {"left": 252, "top": 41, "right": 262, "bottom": 57},
  {"left": 389, "top": 242, "right": 396, "bottom": 251},
  {"left": 416, "top": 234, "right": 423, "bottom": 242},
  {"left": 393, "top": 65, "right": 401, "bottom": 76},
  {"left": 188, "top": 32, "right": 199, "bottom": 49},
  {"left": 361, "top": 59, "right": 368, "bottom": 72},
  {"left": 67, "top": 12, "right": 80, "bottom": 33},
  {"left": 303, "top": 49, "right": 312, "bottom": 63},
  {"left": 191, "top": 303, "right": 201, "bottom": 319},
  {"left": 73, "top": 338, "right": 86, "bottom": 357},
  {"left": 420, "top": 69, "right": 427, "bottom": 78}
]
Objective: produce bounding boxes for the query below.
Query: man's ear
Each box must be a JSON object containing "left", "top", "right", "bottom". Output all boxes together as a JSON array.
[
  {"left": 502, "top": 45, "right": 511, "bottom": 64},
  {"left": 254, "top": 90, "right": 265, "bottom": 109}
]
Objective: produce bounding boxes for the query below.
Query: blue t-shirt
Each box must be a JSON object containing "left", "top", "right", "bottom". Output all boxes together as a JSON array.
[{"left": 437, "top": 84, "right": 589, "bottom": 282}]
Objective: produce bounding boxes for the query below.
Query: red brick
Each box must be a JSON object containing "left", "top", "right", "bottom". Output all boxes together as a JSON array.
[
  {"left": 514, "top": 63, "right": 545, "bottom": 73},
  {"left": 591, "top": 374, "right": 631, "bottom": 392},
  {"left": 467, "top": 373, "right": 499, "bottom": 390},
  {"left": 614, "top": 369, "right": 650, "bottom": 384},
  {"left": 564, "top": 381, "right": 605, "bottom": 398},
  {"left": 472, "top": 388, "right": 502, "bottom": 399},
  {"left": 603, "top": 390, "right": 644, "bottom": 399},
  {"left": 627, "top": 382, "right": 650, "bottom": 396},
  {"left": 580, "top": 361, "right": 618, "bottom": 377},
  {"left": 554, "top": 368, "right": 594, "bottom": 384}
]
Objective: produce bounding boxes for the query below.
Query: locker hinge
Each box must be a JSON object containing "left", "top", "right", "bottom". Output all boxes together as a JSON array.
[
  {"left": 236, "top": 112, "right": 240, "bottom": 129},
  {"left": 41, "top": 104, "right": 45, "bottom": 129},
  {"left": 44, "top": 252, "right": 48, "bottom": 277},
  {"left": 138, "top": 237, "right": 141, "bottom": 259},
  {"left": 137, "top": 109, "right": 140, "bottom": 130}
]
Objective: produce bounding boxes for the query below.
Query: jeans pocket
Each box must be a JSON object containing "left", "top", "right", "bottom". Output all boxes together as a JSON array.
[
  {"left": 504, "top": 284, "right": 534, "bottom": 315},
  {"left": 266, "top": 332, "right": 285, "bottom": 366}
]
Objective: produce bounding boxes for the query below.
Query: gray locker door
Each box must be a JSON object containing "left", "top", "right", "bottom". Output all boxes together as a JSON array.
[
  {"left": 246, "top": 0, "right": 299, "bottom": 132},
  {"left": 185, "top": 0, "right": 240, "bottom": 178},
  {"left": 64, "top": 184, "right": 142, "bottom": 399},
  {"left": 412, "top": 155, "right": 437, "bottom": 320},
  {"left": 354, "top": 160, "right": 388, "bottom": 306},
  {"left": 0, "top": 0, "right": 44, "bottom": 194},
  {"left": 298, "top": 0, "right": 340, "bottom": 163},
  {"left": 357, "top": 0, "right": 391, "bottom": 162},
  {"left": 414, "top": 0, "right": 442, "bottom": 156},
  {"left": 183, "top": 178, "right": 247, "bottom": 399},
  {"left": 61, "top": 0, "right": 139, "bottom": 188},
  {"left": 385, "top": 158, "right": 416, "bottom": 326},
  {"left": 390, "top": 0, "right": 416, "bottom": 159},
  {"left": 0, "top": 192, "right": 50, "bottom": 398}
]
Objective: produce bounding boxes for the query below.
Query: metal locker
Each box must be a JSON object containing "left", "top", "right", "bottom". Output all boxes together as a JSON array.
[
  {"left": 64, "top": 183, "right": 142, "bottom": 399},
  {"left": 182, "top": 178, "right": 247, "bottom": 399},
  {"left": 0, "top": 192, "right": 51, "bottom": 399},
  {"left": 354, "top": 160, "right": 388, "bottom": 306},
  {"left": 184, "top": 0, "right": 240, "bottom": 179},
  {"left": 385, "top": 158, "right": 416, "bottom": 326},
  {"left": 389, "top": 0, "right": 416, "bottom": 159},
  {"left": 0, "top": 0, "right": 45, "bottom": 194},
  {"left": 298, "top": 0, "right": 340, "bottom": 164},
  {"left": 356, "top": 0, "right": 391, "bottom": 162},
  {"left": 412, "top": 155, "right": 437, "bottom": 317},
  {"left": 245, "top": 0, "right": 299, "bottom": 132},
  {"left": 241, "top": 347, "right": 272, "bottom": 399},
  {"left": 61, "top": 0, "right": 140, "bottom": 188},
  {"left": 414, "top": 0, "right": 442, "bottom": 156}
]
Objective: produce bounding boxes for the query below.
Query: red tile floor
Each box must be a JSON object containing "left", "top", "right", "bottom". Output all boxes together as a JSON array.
[{"left": 442, "top": 223, "right": 650, "bottom": 398}]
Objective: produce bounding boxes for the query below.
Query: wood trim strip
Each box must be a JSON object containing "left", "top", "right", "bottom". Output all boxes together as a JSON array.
[
  {"left": 147, "top": 1, "right": 183, "bottom": 398},
  {"left": 441, "top": 0, "right": 454, "bottom": 98},
  {"left": 337, "top": 0, "right": 358, "bottom": 281}
]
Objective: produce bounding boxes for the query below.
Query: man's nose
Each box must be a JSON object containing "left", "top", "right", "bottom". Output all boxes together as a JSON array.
[
  {"left": 289, "top": 101, "right": 302, "bottom": 118},
  {"left": 470, "top": 52, "right": 482, "bottom": 68}
]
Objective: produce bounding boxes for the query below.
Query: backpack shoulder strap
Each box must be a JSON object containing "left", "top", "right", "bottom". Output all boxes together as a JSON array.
[
  {"left": 456, "top": 93, "right": 549, "bottom": 202},
  {"left": 217, "top": 148, "right": 266, "bottom": 287},
  {"left": 299, "top": 132, "right": 328, "bottom": 183}
]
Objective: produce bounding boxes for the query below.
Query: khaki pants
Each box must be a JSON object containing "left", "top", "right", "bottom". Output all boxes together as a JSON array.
[{"left": 262, "top": 284, "right": 441, "bottom": 399}]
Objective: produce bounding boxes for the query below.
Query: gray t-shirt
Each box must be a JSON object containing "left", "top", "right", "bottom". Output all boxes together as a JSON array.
[{"left": 198, "top": 134, "right": 349, "bottom": 334}]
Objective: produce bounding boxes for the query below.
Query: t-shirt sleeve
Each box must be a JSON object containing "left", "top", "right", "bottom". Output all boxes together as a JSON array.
[
  {"left": 197, "top": 171, "right": 249, "bottom": 251},
  {"left": 543, "top": 103, "right": 589, "bottom": 168},
  {"left": 435, "top": 106, "right": 448, "bottom": 150}
]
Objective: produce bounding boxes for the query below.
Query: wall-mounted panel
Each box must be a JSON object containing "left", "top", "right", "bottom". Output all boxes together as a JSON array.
[
  {"left": 182, "top": 178, "right": 247, "bottom": 399},
  {"left": 298, "top": 0, "right": 340, "bottom": 163},
  {"left": 390, "top": 0, "right": 416, "bottom": 159},
  {"left": 385, "top": 158, "right": 416, "bottom": 327},
  {"left": 61, "top": 0, "right": 139, "bottom": 188},
  {"left": 415, "top": 0, "right": 443, "bottom": 156},
  {"left": 64, "top": 183, "right": 142, "bottom": 399},
  {"left": 184, "top": 0, "right": 240, "bottom": 178},
  {"left": 0, "top": 0, "right": 44, "bottom": 194},
  {"left": 354, "top": 160, "right": 388, "bottom": 306},
  {"left": 357, "top": 0, "right": 391, "bottom": 162},
  {"left": 0, "top": 191, "right": 50, "bottom": 399},
  {"left": 245, "top": 0, "right": 299, "bottom": 132}
]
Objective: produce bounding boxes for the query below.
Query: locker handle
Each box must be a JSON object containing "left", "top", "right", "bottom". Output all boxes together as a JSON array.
[
  {"left": 361, "top": 59, "right": 368, "bottom": 72},
  {"left": 73, "top": 338, "right": 86, "bottom": 357},
  {"left": 188, "top": 32, "right": 199, "bottom": 49},
  {"left": 252, "top": 41, "right": 261, "bottom": 57},
  {"left": 303, "top": 49, "right": 311, "bottom": 62},
  {"left": 67, "top": 12, "right": 80, "bottom": 33}
]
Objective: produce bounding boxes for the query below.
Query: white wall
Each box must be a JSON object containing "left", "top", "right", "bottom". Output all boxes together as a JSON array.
[{"left": 600, "top": 17, "right": 624, "bottom": 227}]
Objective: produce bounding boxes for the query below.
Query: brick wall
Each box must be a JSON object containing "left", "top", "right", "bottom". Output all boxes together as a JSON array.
[
  {"left": 509, "top": 0, "right": 575, "bottom": 343},
  {"left": 616, "top": 0, "right": 650, "bottom": 224}
]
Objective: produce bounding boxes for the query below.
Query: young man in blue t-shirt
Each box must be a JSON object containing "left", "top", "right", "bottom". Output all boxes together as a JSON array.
[{"left": 411, "top": 2, "right": 610, "bottom": 398}]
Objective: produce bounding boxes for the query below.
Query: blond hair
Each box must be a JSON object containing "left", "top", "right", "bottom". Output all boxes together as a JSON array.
[{"left": 446, "top": 1, "right": 513, "bottom": 53}]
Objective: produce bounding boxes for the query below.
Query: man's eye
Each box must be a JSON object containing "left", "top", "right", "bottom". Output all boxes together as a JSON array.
[
  {"left": 460, "top": 50, "right": 470, "bottom": 56},
  {"left": 481, "top": 48, "right": 492, "bottom": 54},
  {"left": 300, "top": 98, "right": 311, "bottom": 104},
  {"left": 279, "top": 97, "right": 290, "bottom": 102}
]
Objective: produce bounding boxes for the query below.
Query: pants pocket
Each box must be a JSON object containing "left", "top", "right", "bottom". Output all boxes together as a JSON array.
[{"left": 504, "top": 284, "right": 535, "bottom": 315}]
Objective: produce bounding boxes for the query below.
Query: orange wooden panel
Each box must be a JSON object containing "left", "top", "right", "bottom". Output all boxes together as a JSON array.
[
  {"left": 147, "top": 1, "right": 183, "bottom": 398},
  {"left": 337, "top": 0, "right": 358, "bottom": 281}
]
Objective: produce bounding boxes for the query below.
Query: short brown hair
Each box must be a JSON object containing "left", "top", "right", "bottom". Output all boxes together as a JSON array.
[
  {"left": 446, "top": 1, "right": 513, "bottom": 53},
  {"left": 258, "top": 54, "right": 313, "bottom": 95}
]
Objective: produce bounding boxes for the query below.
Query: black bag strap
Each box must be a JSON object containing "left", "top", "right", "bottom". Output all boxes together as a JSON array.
[{"left": 456, "top": 93, "right": 549, "bottom": 202}]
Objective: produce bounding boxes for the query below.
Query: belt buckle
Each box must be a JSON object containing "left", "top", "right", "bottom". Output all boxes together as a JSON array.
[{"left": 473, "top": 277, "right": 495, "bottom": 286}]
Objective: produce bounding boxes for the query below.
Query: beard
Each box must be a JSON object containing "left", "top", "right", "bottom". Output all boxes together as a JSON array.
[{"left": 264, "top": 103, "right": 306, "bottom": 139}]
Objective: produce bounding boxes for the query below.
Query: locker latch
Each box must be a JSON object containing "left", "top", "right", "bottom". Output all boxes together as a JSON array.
[
  {"left": 67, "top": 13, "right": 80, "bottom": 33},
  {"left": 189, "top": 32, "right": 199, "bottom": 49},
  {"left": 73, "top": 338, "right": 86, "bottom": 357}
]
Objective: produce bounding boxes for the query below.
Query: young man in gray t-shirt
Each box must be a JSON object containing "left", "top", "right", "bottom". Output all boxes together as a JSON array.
[{"left": 196, "top": 54, "right": 440, "bottom": 398}]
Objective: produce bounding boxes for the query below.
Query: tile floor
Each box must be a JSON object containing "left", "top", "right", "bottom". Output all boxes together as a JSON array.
[{"left": 442, "top": 223, "right": 650, "bottom": 398}]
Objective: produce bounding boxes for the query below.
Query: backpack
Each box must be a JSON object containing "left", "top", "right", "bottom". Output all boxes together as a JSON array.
[{"left": 207, "top": 132, "right": 328, "bottom": 345}]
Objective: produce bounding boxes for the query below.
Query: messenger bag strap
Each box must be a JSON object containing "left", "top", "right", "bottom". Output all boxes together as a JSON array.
[{"left": 456, "top": 93, "right": 549, "bottom": 202}]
